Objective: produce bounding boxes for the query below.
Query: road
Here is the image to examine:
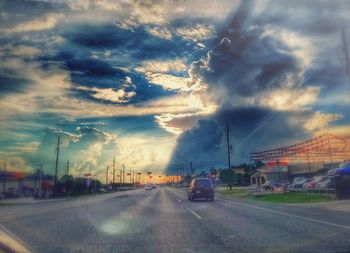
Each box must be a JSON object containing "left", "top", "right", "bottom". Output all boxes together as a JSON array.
[{"left": 0, "top": 187, "right": 350, "bottom": 253}]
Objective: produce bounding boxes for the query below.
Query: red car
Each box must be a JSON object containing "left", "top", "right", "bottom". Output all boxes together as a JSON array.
[{"left": 303, "top": 176, "right": 327, "bottom": 189}]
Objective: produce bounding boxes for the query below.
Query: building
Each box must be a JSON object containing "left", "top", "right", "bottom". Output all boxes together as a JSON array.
[{"left": 0, "top": 170, "right": 54, "bottom": 197}]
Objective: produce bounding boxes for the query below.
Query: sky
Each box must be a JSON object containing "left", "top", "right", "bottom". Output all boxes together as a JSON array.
[{"left": 0, "top": 0, "right": 349, "bottom": 179}]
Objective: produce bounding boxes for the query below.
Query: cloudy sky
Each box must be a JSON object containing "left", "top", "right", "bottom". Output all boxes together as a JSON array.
[{"left": 0, "top": 0, "right": 349, "bottom": 178}]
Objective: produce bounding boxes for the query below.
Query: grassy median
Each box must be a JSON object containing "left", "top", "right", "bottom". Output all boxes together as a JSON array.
[
  {"left": 252, "top": 192, "right": 335, "bottom": 203},
  {"left": 216, "top": 187, "right": 335, "bottom": 203}
]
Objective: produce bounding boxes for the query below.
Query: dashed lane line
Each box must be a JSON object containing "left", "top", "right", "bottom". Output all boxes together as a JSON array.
[
  {"left": 187, "top": 207, "right": 203, "bottom": 220},
  {"left": 216, "top": 197, "right": 350, "bottom": 230}
]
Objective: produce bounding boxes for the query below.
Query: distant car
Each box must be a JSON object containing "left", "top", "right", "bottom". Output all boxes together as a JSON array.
[
  {"left": 292, "top": 178, "right": 313, "bottom": 189},
  {"left": 280, "top": 180, "right": 290, "bottom": 190},
  {"left": 188, "top": 178, "right": 214, "bottom": 201},
  {"left": 1, "top": 191, "right": 18, "bottom": 199},
  {"left": 262, "top": 180, "right": 279, "bottom": 191},
  {"left": 145, "top": 184, "right": 152, "bottom": 191},
  {"left": 303, "top": 176, "right": 328, "bottom": 189},
  {"left": 151, "top": 184, "right": 156, "bottom": 189},
  {"left": 292, "top": 177, "right": 306, "bottom": 185},
  {"left": 315, "top": 177, "right": 334, "bottom": 189}
]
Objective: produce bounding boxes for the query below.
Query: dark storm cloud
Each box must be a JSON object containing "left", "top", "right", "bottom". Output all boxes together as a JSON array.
[
  {"left": 253, "top": 0, "right": 349, "bottom": 36},
  {"left": 33, "top": 22, "right": 191, "bottom": 104},
  {"left": 190, "top": 26, "right": 301, "bottom": 100},
  {"left": 0, "top": 75, "right": 31, "bottom": 95},
  {"left": 167, "top": 119, "right": 223, "bottom": 173},
  {"left": 167, "top": 0, "right": 350, "bottom": 170},
  {"left": 40, "top": 50, "right": 121, "bottom": 79},
  {"left": 63, "top": 23, "right": 190, "bottom": 61},
  {"left": 166, "top": 106, "right": 312, "bottom": 172},
  {"left": 188, "top": 0, "right": 349, "bottom": 105},
  {"left": 0, "top": 0, "right": 63, "bottom": 29}
]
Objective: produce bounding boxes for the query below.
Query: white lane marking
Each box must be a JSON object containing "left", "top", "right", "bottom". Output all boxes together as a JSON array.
[
  {"left": 177, "top": 199, "right": 183, "bottom": 203},
  {"left": 216, "top": 197, "right": 350, "bottom": 230},
  {"left": 187, "top": 207, "right": 202, "bottom": 220}
]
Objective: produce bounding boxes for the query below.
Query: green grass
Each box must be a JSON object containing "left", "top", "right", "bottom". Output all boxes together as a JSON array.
[
  {"left": 252, "top": 192, "right": 335, "bottom": 203},
  {"left": 216, "top": 187, "right": 251, "bottom": 197},
  {"left": 0, "top": 202, "right": 28, "bottom": 207},
  {"left": 216, "top": 187, "right": 336, "bottom": 203}
]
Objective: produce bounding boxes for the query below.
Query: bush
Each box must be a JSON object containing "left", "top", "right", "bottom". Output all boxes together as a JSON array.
[{"left": 335, "top": 176, "right": 350, "bottom": 199}]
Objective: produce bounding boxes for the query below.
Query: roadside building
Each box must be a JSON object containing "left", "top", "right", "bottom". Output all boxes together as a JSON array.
[
  {"left": 251, "top": 161, "right": 288, "bottom": 187},
  {"left": 0, "top": 170, "right": 54, "bottom": 197}
]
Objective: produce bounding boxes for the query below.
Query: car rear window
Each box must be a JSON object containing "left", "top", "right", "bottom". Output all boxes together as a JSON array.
[{"left": 194, "top": 180, "right": 211, "bottom": 187}]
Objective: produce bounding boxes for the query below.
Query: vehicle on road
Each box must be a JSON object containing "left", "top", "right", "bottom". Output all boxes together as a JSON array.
[
  {"left": 1, "top": 191, "right": 18, "bottom": 199},
  {"left": 291, "top": 177, "right": 306, "bottom": 188},
  {"left": 315, "top": 177, "right": 335, "bottom": 189},
  {"left": 303, "top": 176, "right": 328, "bottom": 189},
  {"left": 151, "top": 184, "right": 156, "bottom": 189},
  {"left": 262, "top": 180, "right": 279, "bottom": 191},
  {"left": 145, "top": 184, "right": 152, "bottom": 191},
  {"left": 188, "top": 178, "right": 214, "bottom": 201},
  {"left": 292, "top": 178, "right": 313, "bottom": 189}
]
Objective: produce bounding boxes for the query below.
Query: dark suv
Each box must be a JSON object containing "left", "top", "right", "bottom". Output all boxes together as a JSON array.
[{"left": 188, "top": 178, "right": 214, "bottom": 201}]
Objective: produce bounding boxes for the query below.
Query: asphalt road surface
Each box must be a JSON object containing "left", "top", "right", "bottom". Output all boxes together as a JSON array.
[{"left": 0, "top": 187, "right": 350, "bottom": 253}]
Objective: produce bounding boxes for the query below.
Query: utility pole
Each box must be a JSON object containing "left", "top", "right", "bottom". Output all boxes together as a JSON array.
[
  {"left": 342, "top": 27, "right": 350, "bottom": 86},
  {"left": 54, "top": 135, "right": 61, "bottom": 197},
  {"left": 226, "top": 123, "right": 231, "bottom": 169},
  {"left": 106, "top": 165, "right": 109, "bottom": 185},
  {"left": 122, "top": 164, "right": 125, "bottom": 184},
  {"left": 38, "top": 164, "right": 43, "bottom": 198},
  {"left": 190, "top": 162, "right": 193, "bottom": 177},
  {"left": 113, "top": 156, "right": 115, "bottom": 183},
  {"left": 3, "top": 161, "right": 7, "bottom": 192},
  {"left": 66, "top": 160, "right": 69, "bottom": 176},
  {"left": 326, "top": 132, "right": 334, "bottom": 169}
]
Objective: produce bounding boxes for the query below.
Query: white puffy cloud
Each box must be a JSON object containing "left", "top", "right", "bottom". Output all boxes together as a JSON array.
[
  {"left": 136, "top": 59, "right": 187, "bottom": 73},
  {"left": 77, "top": 87, "right": 136, "bottom": 103},
  {"left": 257, "top": 86, "right": 320, "bottom": 111},
  {"left": 3, "top": 13, "right": 64, "bottom": 34},
  {"left": 136, "top": 59, "right": 208, "bottom": 92},
  {"left": 304, "top": 112, "right": 344, "bottom": 132},
  {"left": 0, "top": 44, "right": 40, "bottom": 57},
  {"left": 76, "top": 76, "right": 136, "bottom": 103},
  {"left": 113, "top": 0, "right": 239, "bottom": 29},
  {"left": 146, "top": 26, "right": 173, "bottom": 40},
  {"left": 154, "top": 94, "right": 217, "bottom": 134},
  {"left": 176, "top": 24, "right": 213, "bottom": 41}
]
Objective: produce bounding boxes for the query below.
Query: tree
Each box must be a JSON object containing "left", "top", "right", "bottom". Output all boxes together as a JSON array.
[
  {"left": 184, "top": 174, "right": 192, "bottom": 185},
  {"left": 61, "top": 175, "right": 74, "bottom": 195},
  {"left": 73, "top": 177, "right": 87, "bottom": 193},
  {"left": 88, "top": 179, "right": 102, "bottom": 192},
  {"left": 219, "top": 169, "right": 236, "bottom": 189}
]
